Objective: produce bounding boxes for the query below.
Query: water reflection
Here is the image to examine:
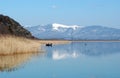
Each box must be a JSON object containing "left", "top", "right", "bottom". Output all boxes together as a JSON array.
[
  {"left": 46, "top": 42, "right": 120, "bottom": 60},
  {"left": 0, "top": 53, "right": 44, "bottom": 72},
  {"left": 52, "top": 51, "right": 78, "bottom": 60},
  {"left": 0, "top": 42, "right": 120, "bottom": 78}
]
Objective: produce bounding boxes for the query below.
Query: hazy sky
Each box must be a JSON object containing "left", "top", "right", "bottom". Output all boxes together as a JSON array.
[{"left": 0, "top": 0, "right": 120, "bottom": 28}]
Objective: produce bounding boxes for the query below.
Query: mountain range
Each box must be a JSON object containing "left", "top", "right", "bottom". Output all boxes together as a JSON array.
[{"left": 26, "top": 23, "right": 120, "bottom": 40}]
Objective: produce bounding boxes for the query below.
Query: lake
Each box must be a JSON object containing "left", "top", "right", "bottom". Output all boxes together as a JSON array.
[{"left": 0, "top": 42, "right": 120, "bottom": 78}]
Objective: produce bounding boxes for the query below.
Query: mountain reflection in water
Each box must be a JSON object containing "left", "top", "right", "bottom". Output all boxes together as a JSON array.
[{"left": 46, "top": 42, "right": 120, "bottom": 60}]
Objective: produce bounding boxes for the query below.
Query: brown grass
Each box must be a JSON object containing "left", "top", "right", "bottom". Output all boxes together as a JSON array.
[
  {"left": 38, "top": 40, "right": 71, "bottom": 45},
  {"left": 0, "top": 36, "right": 42, "bottom": 55}
]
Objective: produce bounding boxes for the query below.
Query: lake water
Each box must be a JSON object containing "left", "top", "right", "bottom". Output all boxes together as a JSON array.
[{"left": 0, "top": 42, "right": 120, "bottom": 78}]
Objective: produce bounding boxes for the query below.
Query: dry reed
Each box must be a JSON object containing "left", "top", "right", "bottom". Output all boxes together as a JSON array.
[
  {"left": 0, "top": 36, "right": 42, "bottom": 55},
  {"left": 38, "top": 40, "right": 71, "bottom": 45}
]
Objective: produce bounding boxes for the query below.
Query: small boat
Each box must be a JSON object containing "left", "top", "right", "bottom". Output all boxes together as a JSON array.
[{"left": 46, "top": 43, "right": 52, "bottom": 47}]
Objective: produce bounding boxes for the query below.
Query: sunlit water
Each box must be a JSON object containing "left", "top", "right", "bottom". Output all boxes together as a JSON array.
[{"left": 0, "top": 42, "right": 120, "bottom": 78}]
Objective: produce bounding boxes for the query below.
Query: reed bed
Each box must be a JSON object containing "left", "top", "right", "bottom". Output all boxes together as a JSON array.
[
  {"left": 38, "top": 40, "right": 71, "bottom": 45},
  {"left": 0, "top": 36, "right": 42, "bottom": 55}
]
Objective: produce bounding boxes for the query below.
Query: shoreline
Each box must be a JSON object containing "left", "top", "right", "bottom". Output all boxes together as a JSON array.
[
  {"left": 71, "top": 40, "right": 120, "bottom": 42},
  {"left": 39, "top": 40, "right": 120, "bottom": 44}
]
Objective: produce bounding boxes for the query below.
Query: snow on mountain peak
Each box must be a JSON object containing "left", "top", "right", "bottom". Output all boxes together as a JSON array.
[
  {"left": 26, "top": 24, "right": 120, "bottom": 40},
  {"left": 52, "top": 23, "right": 83, "bottom": 30}
]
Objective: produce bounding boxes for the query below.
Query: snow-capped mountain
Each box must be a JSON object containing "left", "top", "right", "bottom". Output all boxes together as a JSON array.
[{"left": 26, "top": 23, "right": 120, "bottom": 40}]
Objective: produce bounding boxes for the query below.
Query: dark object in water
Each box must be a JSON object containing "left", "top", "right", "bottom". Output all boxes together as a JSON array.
[{"left": 46, "top": 43, "right": 52, "bottom": 47}]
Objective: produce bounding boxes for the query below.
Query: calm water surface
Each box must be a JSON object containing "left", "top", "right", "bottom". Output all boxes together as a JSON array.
[{"left": 0, "top": 42, "right": 120, "bottom": 78}]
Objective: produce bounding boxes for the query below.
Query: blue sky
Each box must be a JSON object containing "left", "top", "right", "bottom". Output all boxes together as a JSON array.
[{"left": 0, "top": 0, "right": 120, "bottom": 28}]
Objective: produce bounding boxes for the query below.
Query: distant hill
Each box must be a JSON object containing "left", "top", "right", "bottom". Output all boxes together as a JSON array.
[
  {"left": 26, "top": 23, "right": 120, "bottom": 40},
  {"left": 0, "top": 14, "right": 34, "bottom": 38}
]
